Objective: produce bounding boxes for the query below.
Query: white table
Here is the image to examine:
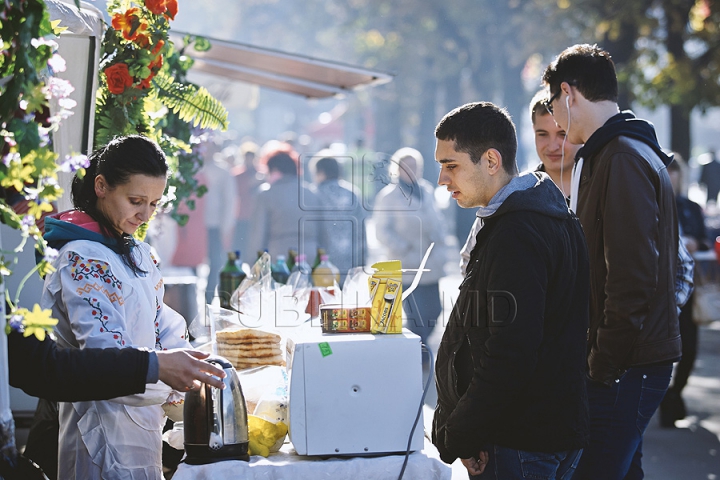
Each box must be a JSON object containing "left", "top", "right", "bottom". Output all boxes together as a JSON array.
[{"left": 172, "top": 440, "right": 452, "bottom": 480}]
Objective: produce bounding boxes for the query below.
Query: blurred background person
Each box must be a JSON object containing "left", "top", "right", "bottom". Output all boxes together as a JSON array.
[
  {"left": 200, "top": 140, "right": 237, "bottom": 304},
  {"left": 699, "top": 148, "right": 720, "bottom": 205},
  {"left": 248, "top": 148, "right": 322, "bottom": 261},
  {"left": 660, "top": 155, "right": 711, "bottom": 427},
  {"left": 372, "top": 147, "right": 450, "bottom": 348},
  {"left": 231, "top": 140, "right": 264, "bottom": 257},
  {"left": 310, "top": 154, "right": 367, "bottom": 282}
]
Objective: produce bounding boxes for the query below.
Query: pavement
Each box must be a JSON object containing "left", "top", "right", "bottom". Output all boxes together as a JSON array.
[{"left": 422, "top": 274, "right": 720, "bottom": 479}]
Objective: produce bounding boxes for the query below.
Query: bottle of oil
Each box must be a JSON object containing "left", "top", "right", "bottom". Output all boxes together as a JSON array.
[
  {"left": 312, "top": 247, "right": 326, "bottom": 270},
  {"left": 311, "top": 254, "right": 340, "bottom": 288},
  {"left": 219, "top": 251, "right": 245, "bottom": 309}
]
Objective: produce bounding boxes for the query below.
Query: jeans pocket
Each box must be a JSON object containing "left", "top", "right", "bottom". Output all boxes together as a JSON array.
[
  {"left": 518, "top": 450, "right": 560, "bottom": 480},
  {"left": 636, "top": 373, "right": 670, "bottom": 432}
]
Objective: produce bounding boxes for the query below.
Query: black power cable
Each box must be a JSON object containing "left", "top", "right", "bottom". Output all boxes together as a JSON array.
[{"left": 397, "top": 343, "right": 435, "bottom": 480}]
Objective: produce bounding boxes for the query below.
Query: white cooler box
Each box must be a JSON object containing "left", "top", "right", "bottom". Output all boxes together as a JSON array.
[{"left": 286, "top": 329, "right": 425, "bottom": 456}]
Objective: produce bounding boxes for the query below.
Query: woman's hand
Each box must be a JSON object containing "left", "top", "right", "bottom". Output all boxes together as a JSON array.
[{"left": 157, "top": 349, "right": 226, "bottom": 391}]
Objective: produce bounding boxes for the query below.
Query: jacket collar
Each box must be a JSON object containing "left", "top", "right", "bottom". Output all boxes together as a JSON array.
[{"left": 576, "top": 111, "right": 673, "bottom": 167}]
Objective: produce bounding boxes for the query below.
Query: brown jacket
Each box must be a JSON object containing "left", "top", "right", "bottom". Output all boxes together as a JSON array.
[{"left": 576, "top": 135, "right": 681, "bottom": 386}]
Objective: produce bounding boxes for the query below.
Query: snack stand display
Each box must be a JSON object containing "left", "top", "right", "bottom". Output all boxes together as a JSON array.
[
  {"left": 172, "top": 255, "right": 451, "bottom": 479},
  {"left": 172, "top": 441, "right": 451, "bottom": 480}
]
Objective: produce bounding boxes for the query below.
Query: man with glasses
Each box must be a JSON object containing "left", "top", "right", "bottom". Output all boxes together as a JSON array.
[{"left": 542, "top": 44, "right": 681, "bottom": 480}]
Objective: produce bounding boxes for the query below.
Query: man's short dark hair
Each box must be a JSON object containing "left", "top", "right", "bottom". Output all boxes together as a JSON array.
[
  {"left": 315, "top": 157, "right": 339, "bottom": 180},
  {"left": 542, "top": 44, "right": 618, "bottom": 103},
  {"left": 529, "top": 90, "right": 551, "bottom": 125},
  {"left": 435, "top": 101, "right": 518, "bottom": 175},
  {"left": 267, "top": 151, "right": 298, "bottom": 176}
]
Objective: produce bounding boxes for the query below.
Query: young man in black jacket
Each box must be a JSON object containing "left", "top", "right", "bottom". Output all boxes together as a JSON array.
[
  {"left": 542, "top": 44, "right": 681, "bottom": 479},
  {"left": 432, "top": 101, "right": 590, "bottom": 478}
]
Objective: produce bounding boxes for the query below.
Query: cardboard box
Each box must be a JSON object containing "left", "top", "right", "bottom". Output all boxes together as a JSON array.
[
  {"left": 320, "top": 305, "right": 372, "bottom": 333},
  {"left": 368, "top": 260, "right": 403, "bottom": 334}
]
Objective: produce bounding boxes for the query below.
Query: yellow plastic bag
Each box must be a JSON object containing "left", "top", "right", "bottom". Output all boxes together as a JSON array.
[{"left": 247, "top": 415, "right": 288, "bottom": 457}]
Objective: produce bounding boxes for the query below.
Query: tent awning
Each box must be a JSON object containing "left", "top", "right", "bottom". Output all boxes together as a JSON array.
[{"left": 168, "top": 32, "right": 393, "bottom": 99}]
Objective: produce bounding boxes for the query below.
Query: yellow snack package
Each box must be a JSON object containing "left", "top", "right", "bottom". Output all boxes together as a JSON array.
[{"left": 369, "top": 260, "right": 403, "bottom": 334}]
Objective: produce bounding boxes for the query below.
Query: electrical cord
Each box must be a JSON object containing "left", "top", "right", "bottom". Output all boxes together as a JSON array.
[{"left": 397, "top": 343, "right": 435, "bottom": 480}]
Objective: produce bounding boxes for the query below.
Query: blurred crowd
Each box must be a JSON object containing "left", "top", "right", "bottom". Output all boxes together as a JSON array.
[
  {"left": 148, "top": 134, "right": 458, "bottom": 341},
  {"left": 147, "top": 103, "right": 720, "bottom": 366}
]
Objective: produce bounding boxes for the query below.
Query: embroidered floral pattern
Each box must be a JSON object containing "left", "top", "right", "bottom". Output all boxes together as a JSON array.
[
  {"left": 84, "top": 297, "right": 125, "bottom": 346},
  {"left": 69, "top": 252, "right": 121, "bottom": 289},
  {"left": 150, "top": 252, "right": 160, "bottom": 268},
  {"left": 69, "top": 252, "right": 125, "bottom": 304},
  {"left": 154, "top": 296, "right": 163, "bottom": 350}
]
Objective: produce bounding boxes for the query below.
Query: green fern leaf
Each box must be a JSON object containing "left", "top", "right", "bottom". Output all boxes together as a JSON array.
[{"left": 153, "top": 72, "right": 229, "bottom": 131}]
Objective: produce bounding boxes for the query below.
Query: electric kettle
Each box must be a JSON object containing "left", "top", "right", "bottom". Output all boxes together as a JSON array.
[{"left": 183, "top": 356, "right": 250, "bottom": 464}]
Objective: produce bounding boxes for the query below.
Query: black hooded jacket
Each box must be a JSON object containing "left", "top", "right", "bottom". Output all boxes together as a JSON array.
[{"left": 432, "top": 173, "right": 590, "bottom": 463}]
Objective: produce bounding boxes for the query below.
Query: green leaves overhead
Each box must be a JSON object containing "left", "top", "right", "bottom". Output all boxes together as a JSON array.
[{"left": 152, "top": 71, "right": 229, "bottom": 131}]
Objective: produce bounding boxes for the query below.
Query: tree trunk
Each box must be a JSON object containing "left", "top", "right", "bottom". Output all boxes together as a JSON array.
[
  {"left": 670, "top": 104, "right": 691, "bottom": 162},
  {"left": 600, "top": 19, "right": 641, "bottom": 110},
  {"left": 664, "top": 0, "right": 694, "bottom": 161}
]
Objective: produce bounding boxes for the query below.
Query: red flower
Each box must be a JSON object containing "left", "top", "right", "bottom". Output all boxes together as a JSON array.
[
  {"left": 111, "top": 8, "right": 148, "bottom": 43},
  {"left": 138, "top": 74, "right": 154, "bottom": 90},
  {"left": 104, "top": 63, "right": 134, "bottom": 95},
  {"left": 151, "top": 39, "right": 165, "bottom": 56},
  {"left": 145, "top": 0, "right": 167, "bottom": 15},
  {"left": 165, "top": 0, "right": 178, "bottom": 20}
]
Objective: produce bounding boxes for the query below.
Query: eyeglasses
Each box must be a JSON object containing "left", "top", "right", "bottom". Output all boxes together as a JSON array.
[
  {"left": 543, "top": 82, "right": 576, "bottom": 115},
  {"left": 543, "top": 89, "right": 562, "bottom": 116}
]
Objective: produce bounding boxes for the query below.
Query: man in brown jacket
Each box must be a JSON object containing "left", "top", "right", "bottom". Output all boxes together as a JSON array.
[{"left": 542, "top": 44, "right": 682, "bottom": 480}]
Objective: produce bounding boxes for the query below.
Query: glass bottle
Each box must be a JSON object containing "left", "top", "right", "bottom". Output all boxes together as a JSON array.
[
  {"left": 271, "top": 255, "right": 291, "bottom": 284},
  {"left": 219, "top": 251, "right": 245, "bottom": 309},
  {"left": 287, "top": 249, "right": 298, "bottom": 271}
]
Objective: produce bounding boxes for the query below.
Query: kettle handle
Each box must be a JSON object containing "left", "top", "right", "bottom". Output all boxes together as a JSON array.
[{"left": 205, "top": 354, "right": 234, "bottom": 369}]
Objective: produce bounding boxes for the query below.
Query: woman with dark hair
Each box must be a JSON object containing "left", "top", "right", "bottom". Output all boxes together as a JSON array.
[{"left": 38, "top": 135, "right": 191, "bottom": 479}]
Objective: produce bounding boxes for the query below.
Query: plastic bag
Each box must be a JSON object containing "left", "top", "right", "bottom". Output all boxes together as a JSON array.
[{"left": 229, "top": 253, "right": 311, "bottom": 329}]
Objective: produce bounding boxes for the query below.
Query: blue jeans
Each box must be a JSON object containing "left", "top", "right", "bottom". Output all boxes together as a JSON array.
[
  {"left": 574, "top": 364, "right": 672, "bottom": 480},
  {"left": 469, "top": 446, "right": 583, "bottom": 479}
]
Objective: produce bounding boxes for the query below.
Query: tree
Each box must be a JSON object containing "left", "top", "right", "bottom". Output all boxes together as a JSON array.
[{"left": 634, "top": 0, "right": 720, "bottom": 161}]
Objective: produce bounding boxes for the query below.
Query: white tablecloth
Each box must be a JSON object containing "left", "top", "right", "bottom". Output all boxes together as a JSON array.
[{"left": 172, "top": 440, "right": 452, "bottom": 480}]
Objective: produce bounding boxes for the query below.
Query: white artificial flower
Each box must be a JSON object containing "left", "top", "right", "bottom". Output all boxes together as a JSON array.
[
  {"left": 43, "top": 247, "right": 59, "bottom": 263},
  {"left": 47, "top": 54, "right": 67, "bottom": 73}
]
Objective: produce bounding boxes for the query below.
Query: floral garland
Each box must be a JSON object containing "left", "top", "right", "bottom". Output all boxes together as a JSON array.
[
  {"left": 0, "top": 0, "right": 85, "bottom": 340},
  {"left": 95, "top": 0, "right": 176, "bottom": 140},
  {"left": 96, "top": 0, "right": 228, "bottom": 227}
]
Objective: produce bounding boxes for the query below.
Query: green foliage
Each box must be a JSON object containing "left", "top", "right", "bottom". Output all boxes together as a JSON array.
[{"left": 153, "top": 71, "right": 229, "bottom": 131}]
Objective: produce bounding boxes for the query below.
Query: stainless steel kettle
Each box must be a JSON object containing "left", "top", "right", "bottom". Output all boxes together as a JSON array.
[{"left": 183, "top": 356, "right": 250, "bottom": 464}]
